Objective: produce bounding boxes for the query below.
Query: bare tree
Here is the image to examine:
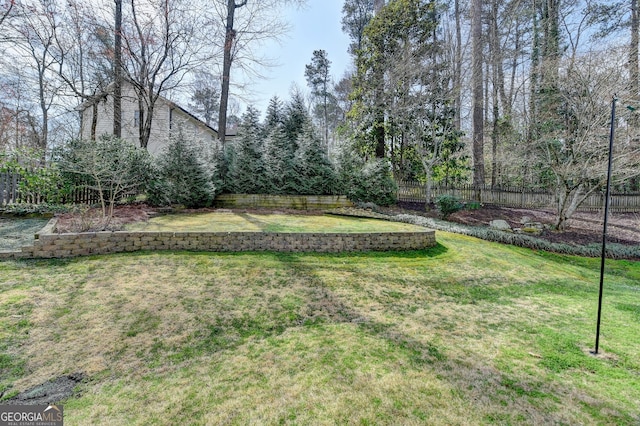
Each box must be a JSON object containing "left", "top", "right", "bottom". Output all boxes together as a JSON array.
[
  {"left": 0, "top": 0, "right": 14, "bottom": 29},
  {"left": 541, "top": 51, "right": 640, "bottom": 229},
  {"left": 189, "top": 71, "right": 220, "bottom": 127},
  {"left": 121, "top": 0, "right": 207, "bottom": 149},
  {"left": 471, "top": 0, "right": 485, "bottom": 190},
  {"left": 50, "top": 0, "right": 111, "bottom": 141},
  {"left": 4, "top": 0, "right": 64, "bottom": 155},
  {"left": 114, "top": 0, "right": 123, "bottom": 137},
  {"left": 213, "top": 0, "right": 305, "bottom": 146},
  {"left": 218, "top": 0, "right": 247, "bottom": 147}
]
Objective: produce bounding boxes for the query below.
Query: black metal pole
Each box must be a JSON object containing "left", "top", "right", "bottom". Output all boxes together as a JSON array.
[{"left": 594, "top": 96, "right": 616, "bottom": 355}]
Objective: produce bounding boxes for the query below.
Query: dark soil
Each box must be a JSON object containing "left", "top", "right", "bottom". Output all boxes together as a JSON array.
[
  {"left": 2, "top": 373, "right": 84, "bottom": 405},
  {"left": 54, "top": 204, "right": 155, "bottom": 233},
  {"left": 392, "top": 201, "right": 640, "bottom": 247}
]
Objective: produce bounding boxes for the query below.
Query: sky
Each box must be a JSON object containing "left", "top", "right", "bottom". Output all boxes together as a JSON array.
[{"left": 247, "top": 0, "right": 353, "bottom": 114}]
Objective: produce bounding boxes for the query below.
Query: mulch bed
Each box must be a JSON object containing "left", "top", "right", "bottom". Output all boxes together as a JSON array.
[{"left": 392, "top": 201, "right": 640, "bottom": 247}]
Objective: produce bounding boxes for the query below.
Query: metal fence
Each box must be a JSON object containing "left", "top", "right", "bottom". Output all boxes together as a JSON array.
[{"left": 397, "top": 181, "right": 640, "bottom": 212}]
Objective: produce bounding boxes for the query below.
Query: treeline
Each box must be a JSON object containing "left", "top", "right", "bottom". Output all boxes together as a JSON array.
[
  {"left": 0, "top": 91, "right": 398, "bottom": 217},
  {"left": 332, "top": 0, "right": 640, "bottom": 229},
  {"left": 219, "top": 93, "right": 396, "bottom": 206}
]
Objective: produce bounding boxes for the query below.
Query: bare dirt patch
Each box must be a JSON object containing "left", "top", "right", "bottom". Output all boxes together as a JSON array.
[{"left": 3, "top": 373, "right": 84, "bottom": 405}]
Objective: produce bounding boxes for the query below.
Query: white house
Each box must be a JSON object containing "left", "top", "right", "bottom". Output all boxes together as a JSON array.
[{"left": 79, "top": 82, "right": 233, "bottom": 156}]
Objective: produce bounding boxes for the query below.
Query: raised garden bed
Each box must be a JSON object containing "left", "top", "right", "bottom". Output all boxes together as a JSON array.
[{"left": 3, "top": 212, "right": 436, "bottom": 259}]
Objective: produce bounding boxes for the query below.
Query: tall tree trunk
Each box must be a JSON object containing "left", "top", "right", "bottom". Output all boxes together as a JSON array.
[
  {"left": 507, "top": 18, "right": 521, "bottom": 119},
  {"left": 91, "top": 102, "right": 98, "bottom": 141},
  {"left": 490, "top": 0, "right": 501, "bottom": 188},
  {"left": 528, "top": 0, "right": 540, "bottom": 144},
  {"left": 631, "top": 0, "right": 639, "bottom": 189},
  {"left": 372, "top": 0, "right": 385, "bottom": 158},
  {"left": 472, "top": 0, "right": 485, "bottom": 191},
  {"left": 138, "top": 96, "right": 146, "bottom": 148},
  {"left": 113, "top": 0, "right": 122, "bottom": 138},
  {"left": 630, "top": 0, "right": 639, "bottom": 129},
  {"left": 218, "top": 0, "right": 247, "bottom": 146},
  {"left": 454, "top": 0, "right": 462, "bottom": 130},
  {"left": 38, "top": 68, "right": 48, "bottom": 160},
  {"left": 538, "top": 0, "right": 561, "bottom": 137},
  {"left": 632, "top": 0, "right": 639, "bottom": 102}
]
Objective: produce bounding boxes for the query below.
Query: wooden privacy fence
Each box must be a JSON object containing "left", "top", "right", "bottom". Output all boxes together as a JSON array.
[
  {"left": 1, "top": 171, "right": 103, "bottom": 206},
  {"left": 397, "top": 181, "right": 640, "bottom": 212},
  {"left": 0, "top": 171, "right": 19, "bottom": 205}
]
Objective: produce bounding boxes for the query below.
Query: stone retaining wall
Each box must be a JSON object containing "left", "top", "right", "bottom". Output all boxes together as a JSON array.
[
  {"left": 213, "top": 194, "right": 354, "bottom": 210},
  {"left": 2, "top": 218, "right": 436, "bottom": 259}
]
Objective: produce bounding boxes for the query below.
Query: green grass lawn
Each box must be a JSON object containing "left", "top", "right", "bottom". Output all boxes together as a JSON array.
[
  {"left": 0, "top": 231, "right": 638, "bottom": 425},
  {"left": 125, "top": 212, "right": 426, "bottom": 233}
]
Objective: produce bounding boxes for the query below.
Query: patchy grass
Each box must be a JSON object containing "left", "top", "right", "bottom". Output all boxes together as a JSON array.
[
  {"left": 0, "top": 218, "right": 48, "bottom": 252},
  {"left": 124, "top": 212, "right": 425, "bottom": 233},
  {"left": 0, "top": 232, "right": 638, "bottom": 424}
]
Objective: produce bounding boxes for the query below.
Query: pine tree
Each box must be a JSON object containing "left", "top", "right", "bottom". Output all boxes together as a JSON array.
[
  {"left": 264, "top": 96, "right": 285, "bottom": 134},
  {"left": 153, "top": 130, "right": 215, "bottom": 207},
  {"left": 264, "top": 124, "right": 296, "bottom": 194},
  {"left": 227, "top": 107, "right": 269, "bottom": 194},
  {"left": 283, "top": 89, "right": 310, "bottom": 151},
  {"left": 305, "top": 50, "right": 333, "bottom": 147},
  {"left": 294, "top": 124, "right": 336, "bottom": 195},
  {"left": 336, "top": 145, "right": 396, "bottom": 206}
]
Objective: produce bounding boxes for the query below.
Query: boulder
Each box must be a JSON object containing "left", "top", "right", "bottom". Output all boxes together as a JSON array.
[
  {"left": 489, "top": 219, "right": 512, "bottom": 231},
  {"left": 520, "top": 216, "right": 532, "bottom": 225}
]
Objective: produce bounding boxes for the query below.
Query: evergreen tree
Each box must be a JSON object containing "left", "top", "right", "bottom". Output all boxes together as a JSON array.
[
  {"left": 336, "top": 146, "right": 396, "bottom": 206},
  {"left": 294, "top": 124, "right": 337, "bottom": 195},
  {"left": 264, "top": 96, "right": 285, "bottom": 133},
  {"left": 305, "top": 50, "right": 333, "bottom": 147},
  {"left": 264, "top": 124, "right": 296, "bottom": 194},
  {"left": 283, "top": 88, "right": 310, "bottom": 150},
  {"left": 151, "top": 130, "right": 215, "bottom": 207},
  {"left": 227, "top": 106, "right": 269, "bottom": 194},
  {"left": 341, "top": 0, "right": 376, "bottom": 55}
]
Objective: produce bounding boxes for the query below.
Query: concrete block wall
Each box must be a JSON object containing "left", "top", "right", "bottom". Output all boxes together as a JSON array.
[
  {"left": 213, "top": 194, "right": 354, "bottom": 210},
  {"left": 5, "top": 218, "right": 436, "bottom": 259}
]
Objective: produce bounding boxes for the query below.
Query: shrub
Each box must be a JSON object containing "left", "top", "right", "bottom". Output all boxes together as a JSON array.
[
  {"left": 0, "top": 203, "right": 74, "bottom": 216},
  {"left": 55, "top": 136, "right": 153, "bottom": 218},
  {"left": 337, "top": 150, "right": 397, "bottom": 206},
  {"left": 1, "top": 148, "right": 65, "bottom": 204},
  {"left": 465, "top": 201, "right": 482, "bottom": 210},
  {"left": 149, "top": 131, "right": 215, "bottom": 208},
  {"left": 435, "top": 194, "right": 463, "bottom": 218}
]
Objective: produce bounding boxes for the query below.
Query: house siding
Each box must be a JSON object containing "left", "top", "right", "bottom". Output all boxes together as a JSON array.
[{"left": 80, "top": 83, "right": 219, "bottom": 155}]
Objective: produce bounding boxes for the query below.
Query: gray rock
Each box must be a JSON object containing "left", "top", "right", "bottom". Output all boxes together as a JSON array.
[{"left": 489, "top": 219, "right": 512, "bottom": 231}]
